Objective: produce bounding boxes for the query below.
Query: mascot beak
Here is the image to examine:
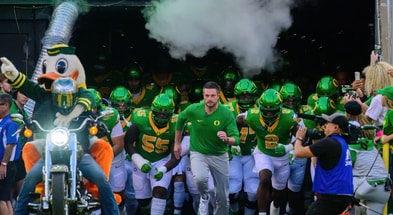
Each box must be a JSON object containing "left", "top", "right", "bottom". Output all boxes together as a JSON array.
[{"left": 37, "top": 70, "right": 79, "bottom": 91}]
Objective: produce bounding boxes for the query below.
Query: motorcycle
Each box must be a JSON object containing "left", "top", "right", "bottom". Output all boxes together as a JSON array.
[{"left": 14, "top": 110, "right": 113, "bottom": 215}]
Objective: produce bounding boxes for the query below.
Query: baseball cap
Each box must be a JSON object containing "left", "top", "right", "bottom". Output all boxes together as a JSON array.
[
  {"left": 344, "top": 101, "right": 362, "bottom": 115},
  {"left": 376, "top": 86, "right": 393, "bottom": 101},
  {"left": 321, "top": 112, "right": 349, "bottom": 132}
]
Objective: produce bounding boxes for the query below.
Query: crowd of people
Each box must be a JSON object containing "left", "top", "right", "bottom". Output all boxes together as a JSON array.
[{"left": 1, "top": 47, "right": 393, "bottom": 215}]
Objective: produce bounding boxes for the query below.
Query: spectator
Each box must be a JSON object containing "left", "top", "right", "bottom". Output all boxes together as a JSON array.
[
  {"left": 344, "top": 100, "right": 390, "bottom": 215},
  {"left": 344, "top": 100, "right": 373, "bottom": 140},
  {"left": 362, "top": 62, "right": 393, "bottom": 128},
  {"left": 0, "top": 93, "right": 21, "bottom": 215},
  {"left": 374, "top": 86, "right": 393, "bottom": 145},
  {"left": 294, "top": 113, "right": 353, "bottom": 215}
]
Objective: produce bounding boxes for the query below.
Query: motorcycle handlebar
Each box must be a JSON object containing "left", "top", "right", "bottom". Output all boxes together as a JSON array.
[{"left": 29, "top": 109, "right": 114, "bottom": 133}]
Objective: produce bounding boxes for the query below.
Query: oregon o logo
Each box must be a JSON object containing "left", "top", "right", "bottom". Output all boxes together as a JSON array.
[{"left": 214, "top": 120, "right": 220, "bottom": 126}]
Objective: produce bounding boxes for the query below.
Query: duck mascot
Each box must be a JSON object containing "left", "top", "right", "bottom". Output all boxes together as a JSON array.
[{"left": 0, "top": 44, "right": 113, "bottom": 198}]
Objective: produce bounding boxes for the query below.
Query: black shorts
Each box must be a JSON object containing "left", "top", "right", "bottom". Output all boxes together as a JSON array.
[
  {"left": 0, "top": 162, "right": 17, "bottom": 201},
  {"left": 14, "top": 157, "right": 26, "bottom": 182}
]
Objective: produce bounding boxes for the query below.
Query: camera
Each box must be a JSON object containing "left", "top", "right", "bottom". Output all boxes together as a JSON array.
[
  {"left": 293, "top": 124, "right": 325, "bottom": 147},
  {"left": 305, "top": 128, "right": 325, "bottom": 140}
]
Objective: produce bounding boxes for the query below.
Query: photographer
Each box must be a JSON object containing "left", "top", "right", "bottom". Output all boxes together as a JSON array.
[{"left": 294, "top": 113, "right": 353, "bottom": 215}]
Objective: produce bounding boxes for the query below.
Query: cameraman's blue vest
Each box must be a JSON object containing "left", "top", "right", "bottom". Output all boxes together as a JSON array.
[{"left": 313, "top": 135, "right": 353, "bottom": 195}]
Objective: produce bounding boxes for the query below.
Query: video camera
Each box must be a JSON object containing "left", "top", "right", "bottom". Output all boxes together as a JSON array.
[
  {"left": 295, "top": 113, "right": 325, "bottom": 142},
  {"left": 293, "top": 124, "right": 325, "bottom": 142}
]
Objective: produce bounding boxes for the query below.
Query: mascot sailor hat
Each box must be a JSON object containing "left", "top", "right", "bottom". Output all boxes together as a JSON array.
[{"left": 38, "top": 44, "right": 86, "bottom": 91}]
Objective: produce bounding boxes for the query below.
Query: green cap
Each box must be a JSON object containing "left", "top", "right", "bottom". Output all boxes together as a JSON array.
[
  {"left": 47, "top": 44, "right": 76, "bottom": 56},
  {"left": 377, "top": 86, "right": 393, "bottom": 100}
]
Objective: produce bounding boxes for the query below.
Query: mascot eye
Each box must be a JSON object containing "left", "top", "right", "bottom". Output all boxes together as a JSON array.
[
  {"left": 56, "top": 59, "right": 68, "bottom": 74},
  {"left": 42, "top": 60, "right": 47, "bottom": 74}
]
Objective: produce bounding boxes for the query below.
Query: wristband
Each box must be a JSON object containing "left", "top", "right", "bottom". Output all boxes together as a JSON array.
[
  {"left": 296, "top": 137, "right": 304, "bottom": 142},
  {"left": 1, "top": 162, "right": 7, "bottom": 166}
]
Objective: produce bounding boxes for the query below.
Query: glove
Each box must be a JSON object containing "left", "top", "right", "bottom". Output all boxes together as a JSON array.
[
  {"left": 54, "top": 104, "right": 85, "bottom": 128},
  {"left": 274, "top": 143, "right": 294, "bottom": 155},
  {"left": 231, "top": 145, "right": 242, "bottom": 156},
  {"left": 131, "top": 153, "right": 151, "bottom": 173},
  {"left": 154, "top": 166, "right": 167, "bottom": 181},
  {"left": 1, "top": 57, "right": 20, "bottom": 82}
]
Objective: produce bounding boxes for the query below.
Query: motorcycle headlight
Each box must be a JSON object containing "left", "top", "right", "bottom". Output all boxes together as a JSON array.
[{"left": 49, "top": 128, "right": 69, "bottom": 147}]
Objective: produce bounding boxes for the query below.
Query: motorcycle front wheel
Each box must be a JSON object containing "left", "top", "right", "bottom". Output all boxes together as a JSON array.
[{"left": 51, "top": 172, "right": 66, "bottom": 215}]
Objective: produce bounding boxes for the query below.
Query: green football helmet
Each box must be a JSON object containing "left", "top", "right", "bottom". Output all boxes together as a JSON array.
[
  {"left": 220, "top": 66, "right": 241, "bottom": 98},
  {"left": 125, "top": 64, "right": 143, "bottom": 94},
  {"left": 258, "top": 89, "right": 283, "bottom": 123},
  {"left": 110, "top": 86, "right": 133, "bottom": 117},
  {"left": 316, "top": 76, "right": 339, "bottom": 97},
  {"left": 87, "top": 88, "right": 103, "bottom": 110},
  {"left": 268, "top": 79, "right": 282, "bottom": 92},
  {"left": 307, "top": 93, "right": 319, "bottom": 108},
  {"left": 234, "top": 79, "right": 258, "bottom": 110},
  {"left": 151, "top": 93, "right": 175, "bottom": 127},
  {"left": 190, "top": 81, "right": 204, "bottom": 103},
  {"left": 312, "top": 96, "right": 336, "bottom": 116},
  {"left": 52, "top": 78, "right": 77, "bottom": 115},
  {"left": 160, "top": 84, "right": 180, "bottom": 106},
  {"left": 280, "top": 82, "right": 302, "bottom": 110}
]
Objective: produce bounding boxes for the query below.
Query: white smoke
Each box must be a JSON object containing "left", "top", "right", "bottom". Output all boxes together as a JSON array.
[{"left": 143, "top": 0, "right": 294, "bottom": 77}]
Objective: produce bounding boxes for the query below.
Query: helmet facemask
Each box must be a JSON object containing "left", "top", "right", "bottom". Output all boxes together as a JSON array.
[
  {"left": 126, "top": 66, "right": 143, "bottom": 94},
  {"left": 151, "top": 94, "right": 175, "bottom": 127},
  {"left": 234, "top": 79, "right": 258, "bottom": 111},
  {"left": 52, "top": 78, "right": 77, "bottom": 115},
  {"left": 110, "top": 86, "right": 133, "bottom": 118},
  {"left": 258, "top": 89, "right": 283, "bottom": 125},
  {"left": 280, "top": 83, "right": 302, "bottom": 111},
  {"left": 237, "top": 93, "right": 256, "bottom": 110},
  {"left": 221, "top": 67, "right": 240, "bottom": 98},
  {"left": 260, "top": 105, "right": 281, "bottom": 125},
  {"left": 283, "top": 96, "right": 301, "bottom": 110},
  {"left": 112, "top": 100, "right": 132, "bottom": 118}
]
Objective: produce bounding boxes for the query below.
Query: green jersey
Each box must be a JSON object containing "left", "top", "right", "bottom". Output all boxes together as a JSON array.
[
  {"left": 224, "top": 101, "right": 257, "bottom": 155},
  {"left": 176, "top": 102, "right": 240, "bottom": 156},
  {"left": 144, "top": 72, "right": 185, "bottom": 88},
  {"left": 383, "top": 109, "right": 393, "bottom": 145},
  {"left": 131, "top": 108, "right": 177, "bottom": 162},
  {"left": 132, "top": 84, "right": 161, "bottom": 109},
  {"left": 98, "top": 106, "right": 120, "bottom": 145},
  {"left": 219, "top": 90, "right": 236, "bottom": 104},
  {"left": 246, "top": 107, "right": 297, "bottom": 157}
]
